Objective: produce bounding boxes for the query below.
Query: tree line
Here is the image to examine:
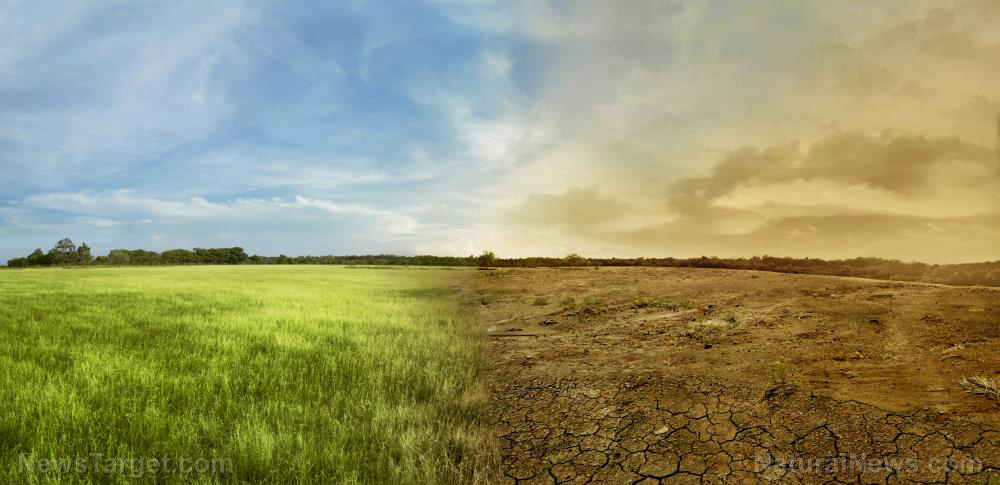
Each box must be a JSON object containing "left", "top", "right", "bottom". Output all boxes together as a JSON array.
[
  {"left": 6, "top": 239, "right": 1000, "bottom": 287},
  {"left": 484, "top": 253, "right": 1000, "bottom": 287},
  {"left": 4, "top": 238, "right": 476, "bottom": 268},
  {"left": 6, "top": 238, "right": 94, "bottom": 267}
]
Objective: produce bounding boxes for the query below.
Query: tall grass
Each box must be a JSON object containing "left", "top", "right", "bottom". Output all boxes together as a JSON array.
[{"left": 0, "top": 266, "right": 492, "bottom": 484}]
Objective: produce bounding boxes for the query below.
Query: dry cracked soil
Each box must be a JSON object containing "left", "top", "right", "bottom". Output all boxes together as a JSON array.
[{"left": 472, "top": 267, "right": 1000, "bottom": 484}]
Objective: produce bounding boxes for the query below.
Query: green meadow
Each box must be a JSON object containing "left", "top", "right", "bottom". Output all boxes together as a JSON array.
[{"left": 0, "top": 266, "right": 491, "bottom": 484}]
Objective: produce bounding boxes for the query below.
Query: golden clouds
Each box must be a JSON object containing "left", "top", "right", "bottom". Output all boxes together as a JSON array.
[
  {"left": 492, "top": 0, "right": 1000, "bottom": 262},
  {"left": 672, "top": 131, "right": 994, "bottom": 207}
]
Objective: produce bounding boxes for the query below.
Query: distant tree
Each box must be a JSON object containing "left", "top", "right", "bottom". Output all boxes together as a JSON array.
[
  {"left": 26, "top": 248, "right": 49, "bottom": 266},
  {"left": 76, "top": 243, "right": 93, "bottom": 265},
  {"left": 983, "top": 269, "right": 1000, "bottom": 287},
  {"left": 48, "top": 238, "right": 78, "bottom": 265},
  {"left": 6, "top": 257, "right": 28, "bottom": 268},
  {"left": 947, "top": 270, "right": 971, "bottom": 286},
  {"left": 93, "top": 255, "right": 109, "bottom": 265},
  {"left": 161, "top": 249, "right": 197, "bottom": 265},
  {"left": 128, "top": 250, "right": 161, "bottom": 265},
  {"left": 968, "top": 270, "right": 989, "bottom": 286},
  {"left": 231, "top": 247, "right": 249, "bottom": 264},
  {"left": 476, "top": 251, "right": 497, "bottom": 268},
  {"left": 107, "top": 249, "right": 131, "bottom": 265},
  {"left": 193, "top": 247, "right": 247, "bottom": 265},
  {"left": 563, "top": 253, "right": 589, "bottom": 267}
]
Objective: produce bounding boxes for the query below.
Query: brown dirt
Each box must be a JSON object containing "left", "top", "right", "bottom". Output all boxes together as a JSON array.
[{"left": 473, "top": 267, "right": 1000, "bottom": 484}]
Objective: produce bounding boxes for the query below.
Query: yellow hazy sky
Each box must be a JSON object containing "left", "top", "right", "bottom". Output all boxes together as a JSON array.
[{"left": 469, "top": 0, "right": 1000, "bottom": 263}]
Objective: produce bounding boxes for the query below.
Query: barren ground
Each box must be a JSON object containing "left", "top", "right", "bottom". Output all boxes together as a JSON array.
[{"left": 474, "top": 267, "right": 1000, "bottom": 484}]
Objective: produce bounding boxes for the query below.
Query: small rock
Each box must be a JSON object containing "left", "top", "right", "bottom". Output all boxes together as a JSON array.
[
  {"left": 704, "top": 343, "right": 713, "bottom": 349},
  {"left": 540, "top": 319, "right": 557, "bottom": 325}
]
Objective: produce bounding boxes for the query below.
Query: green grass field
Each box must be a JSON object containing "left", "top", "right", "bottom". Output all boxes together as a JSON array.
[{"left": 0, "top": 266, "right": 491, "bottom": 484}]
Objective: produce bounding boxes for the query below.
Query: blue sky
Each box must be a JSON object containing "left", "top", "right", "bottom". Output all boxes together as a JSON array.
[
  {"left": 0, "top": 0, "right": 550, "bottom": 260},
  {"left": 3, "top": 1, "right": 999, "bottom": 263}
]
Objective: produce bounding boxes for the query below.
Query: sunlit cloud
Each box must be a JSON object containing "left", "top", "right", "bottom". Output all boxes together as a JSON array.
[{"left": 490, "top": 0, "right": 1000, "bottom": 263}]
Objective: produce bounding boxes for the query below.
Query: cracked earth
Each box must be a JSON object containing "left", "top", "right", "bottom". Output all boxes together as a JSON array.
[{"left": 475, "top": 267, "right": 1000, "bottom": 483}]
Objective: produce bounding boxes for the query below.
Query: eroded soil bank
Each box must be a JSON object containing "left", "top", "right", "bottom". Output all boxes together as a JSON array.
[{"left": 475, "top": 267, "right": 1000, "bottom": 484}]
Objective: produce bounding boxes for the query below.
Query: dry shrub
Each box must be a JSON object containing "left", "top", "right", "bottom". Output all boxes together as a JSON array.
[{"left": 958, "top": 376, "right": 1000, "bottom": 401}]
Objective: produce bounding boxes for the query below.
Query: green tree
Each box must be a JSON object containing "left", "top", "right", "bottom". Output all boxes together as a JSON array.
[
  {"left": 108, "top": 249, "right": 131, "bottom": 265},
  {"left": 161, "top": 249, "right": 197, "bottom": 264},
  {"left": 26, "top": 248, "right": 49, "bottom": 266},
  {"left": 128, "top": 250, "right": 161, "bottom": 265},
  {"left": 76, "top": 243, "right": 93, "bottom": 265},
  {"left": 48, "top": 238, "right": 77, "bottom": 265}
]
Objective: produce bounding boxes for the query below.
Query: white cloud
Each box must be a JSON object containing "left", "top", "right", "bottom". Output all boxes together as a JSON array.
[
  {"left": 292, "top": 196, "right": 418, "bottom": 235},
  {"left": 0, "top": 1, "right": 251, "bottom": 188},
  {"left": 20, "top": 190, "right": 418, "bottom": 236}
]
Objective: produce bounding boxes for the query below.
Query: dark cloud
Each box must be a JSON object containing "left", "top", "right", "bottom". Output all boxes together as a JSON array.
[
  {"left": 508, "top": 129, "right": 1000, "bottom": 262},
  {"left": 667, "top": 131, "right": 996, "bottom": 218},
  {"left": 868, "top": 6, "right": 995, "bottom": 59},
  {"left": 953, "top": 96, "right": 1000, "bottom": 124},
  {"left": 893, "top": 81, "right": 936, "bottom": 100}
]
